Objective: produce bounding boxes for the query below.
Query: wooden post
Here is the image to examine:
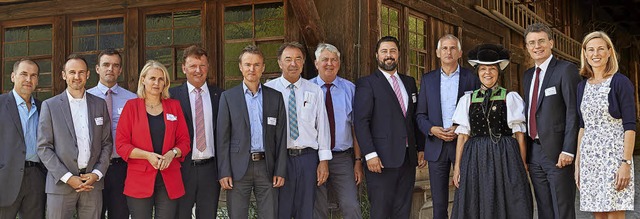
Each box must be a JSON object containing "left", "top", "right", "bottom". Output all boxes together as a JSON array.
[{"left": 288, "top": 0, "right": 326, "bottom": 53}]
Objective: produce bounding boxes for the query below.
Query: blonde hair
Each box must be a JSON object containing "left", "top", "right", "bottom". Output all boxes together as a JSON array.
[
  {"left": 137, "top": 60, "right": 171, "bottom": 99},
  {"left": 579, "top": 31, "right": 618, "bottom": 78}
]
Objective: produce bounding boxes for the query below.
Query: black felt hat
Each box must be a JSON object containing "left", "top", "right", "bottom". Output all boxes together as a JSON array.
[{"left": 467, "top": 44, "right": 510, "bottom": 70}]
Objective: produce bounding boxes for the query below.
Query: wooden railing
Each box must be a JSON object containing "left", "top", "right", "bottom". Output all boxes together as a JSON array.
[{"left": 474, "top": 0, "right": 581, "bottom": 63}]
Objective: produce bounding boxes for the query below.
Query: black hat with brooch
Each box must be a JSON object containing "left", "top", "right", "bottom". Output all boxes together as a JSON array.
[{"left": 467, "top": 44, "right": 510, "bottom": 70}]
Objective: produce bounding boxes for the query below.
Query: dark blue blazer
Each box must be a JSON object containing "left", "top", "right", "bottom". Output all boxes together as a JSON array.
[
  {"left": 354, "top": 69, "right": 423, "bottom": 168},
  {"left": 416, "top": 67, "right": 480, "bottom": 161},
  {"left": 577, "top": 73, "right": 636, "bottom": 131}
]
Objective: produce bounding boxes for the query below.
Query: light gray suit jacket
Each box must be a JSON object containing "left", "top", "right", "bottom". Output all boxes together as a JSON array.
[
  {"left": 37, "top": 91, "right": 112, "bottom": 194},
  {"left": 216, "top": 84, "right": 287, "bottom": 180}
]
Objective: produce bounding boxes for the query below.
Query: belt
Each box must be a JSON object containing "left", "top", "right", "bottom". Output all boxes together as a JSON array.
[
  {"left": 533, "top": 139, "right": 541, "bottom": 145},
  {"left": 25, "top": 161, "right": 41, "bottom": 168},
  {"left": 79, "top": 168, "right": 87, "bottom": 174},
  {"left": 251, "top": 152, "right": 265, "bottom": 161},
  {"left": 191, "top": 158, "right": 214, "bottom": 166},
  {"left": 332, "top": 148, "right": 353, "bottom": 154},
  {"left": 110, "top": 157, "right": 124, "bottom": 165},
  {"left": 288, "top": 148, "right": 315, "bottom": 157}
]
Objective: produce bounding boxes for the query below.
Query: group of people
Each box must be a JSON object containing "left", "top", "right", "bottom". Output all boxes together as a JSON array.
[{"left": 0, "top": 21, "right": 634, "bottom": 219}]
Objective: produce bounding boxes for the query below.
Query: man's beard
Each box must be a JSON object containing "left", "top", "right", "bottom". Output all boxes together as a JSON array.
[{"left": 377, "top": 58, "right": 397, "bottom": 71}]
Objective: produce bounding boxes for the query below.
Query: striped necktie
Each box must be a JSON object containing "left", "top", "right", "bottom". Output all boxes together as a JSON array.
[
  {"left": 287, "top": 84, "right": 299, "bottom": 140},
  {"left": 195, "top": 88, "right": 206, "bottom": 152}
]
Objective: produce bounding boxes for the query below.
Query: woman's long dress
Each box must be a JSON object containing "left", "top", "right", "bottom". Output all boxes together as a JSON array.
[{"left": 451, "top": 87, "right": 533, "bottom": 219}]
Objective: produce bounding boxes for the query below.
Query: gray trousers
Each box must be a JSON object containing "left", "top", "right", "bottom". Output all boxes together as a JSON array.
[
  {"left": 227, "top": 159, "right": 278, "bottom": 219},
  {"left": 314, "top": 151, "right": 362, "bottom": 219},
  {"left": 127, "top": 174, "right": 177, "bottom": 219},
  {"left": 0, "top": 165, "right": 46, "bottom": 219},
  {"left": 46, "top": 187, "right": 102, "bottom": 219}
]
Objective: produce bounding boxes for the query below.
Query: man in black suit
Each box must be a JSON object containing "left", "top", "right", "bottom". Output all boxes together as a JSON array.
[
  {"left": 0, "top": 59, "right": 45, "bottom": 219},
  {"left": 169, "top": 45, "right": 224, "bottom": 218},
  {"left": 354, "top": 36, "right": 425, "bottom": 219},
  {"left": 523, "top": 23, "right": 581, "bottom": 219},
  {"left": 217, "top": 44, "right": 287, "bottom": 219}
]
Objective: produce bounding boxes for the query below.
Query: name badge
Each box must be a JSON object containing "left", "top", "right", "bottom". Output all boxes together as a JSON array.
[
  {"left": 268, "top": 117, "right": 277, "bottom": 126},
  {"left": 118, "top": 107, "right": 123, "bottom": 115},
  {"left": 167, "top": 114, "right": 177, "bottom": 121},
  {"left": 599, "top": 87, "right": 611, "bottom": 94},
  {"left": 411, "top": 93, "right": 417, "bottom": 103},
  {"left": 95, "top": 117, "right": 104, "bottom": 126},
  {"left": 544, "top": 87, "right": 557, "bottom": 96}
]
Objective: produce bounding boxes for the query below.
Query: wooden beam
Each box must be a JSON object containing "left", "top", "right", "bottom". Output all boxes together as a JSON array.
[
  {"left": 52, "top": 15, "right": 66, "bottom": 94},
  {"left": 287, "top": 0, "right": 325, "bottom": 52},
  {"left": 125, "top": 7, "right": 139, "bottom": 91}
]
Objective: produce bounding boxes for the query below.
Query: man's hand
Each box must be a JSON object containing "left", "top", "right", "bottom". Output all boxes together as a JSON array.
[
  {"left": 354, "top": 161, "right": 363, "bottom": 185},
  {"left": 273, "top": 176, "right": 285, "bottom": 188},
  {"left": 431, "top": 126, "right": 457, "bottom": 142},
  {"left": 79, "top": 173, "right": 99, "bottom": 187},
  {"left": 366, "top": 157, "right": 384, "bottom": 173},
  {"left": 317, "top": 160, "right": 329, "bottom": 186},
  {"left": 67, "top": 176, "right": 85, "bottom": 192},
  {"left": 417, "top": 151, "right": 427, "bottom": 168},
  {"left": 556, "top": 153, "right": 573, "bottom": 168},
  {"left": 219, "top": 177, "right": 233, "bottom": 190}
]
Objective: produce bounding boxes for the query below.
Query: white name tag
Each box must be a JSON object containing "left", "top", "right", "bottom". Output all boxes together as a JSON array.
[
  {"left": 166, "top": 114, "right": 177, "bottom": 121},
  {"left": 95, "top": 117, "right": 104, "bottom": 126},
  {"left": 268, "top": 117, "right": 277, "bottom": 126},
  {"left": 411, "top": 93, "right": 417, "bottom": 103},
  {"left": 544, "top": 87, "right": 557, "bottom": 96},
  {"left": 599, "top": 87, "right": 611, "bottom": 94},
  {"left": 118, "top": 107, "right": 123, "bottom": 115}
]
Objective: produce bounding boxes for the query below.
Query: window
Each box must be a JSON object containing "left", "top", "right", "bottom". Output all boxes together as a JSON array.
[
  {"left": 144, "top": 10, "right": 202, "bottom": 87},
  {"left": 380, "top": 5, "right": 400, "bottom": 38},
  {"left": 72, "top": 17, "right": 125, "bottom": 88},
  {"left": 407, "top": 15, "right": 427, "bottom": 83},
  {"left": 223, "top": 2, "right": 285, "bottom": 89},
  {"left": 2, "top": 24, "right": 54, "bottom": 99}
]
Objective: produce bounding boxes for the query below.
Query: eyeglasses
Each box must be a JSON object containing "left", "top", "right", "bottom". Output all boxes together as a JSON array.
[{"left": 526, "top": 39, "right": 549, "bottom": 47}]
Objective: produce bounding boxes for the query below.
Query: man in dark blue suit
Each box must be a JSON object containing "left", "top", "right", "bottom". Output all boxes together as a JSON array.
[
  {"left": 416, "top": 34, "right": 479, "bottom": 219},
  {"left": 354, "top": 36, "right": 425, "bottom": 219}
]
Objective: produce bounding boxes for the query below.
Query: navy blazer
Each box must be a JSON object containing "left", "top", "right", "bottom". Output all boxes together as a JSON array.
[
  {"left": 577, "top": 73, "right": 636, "bottom": 131},
  {"left": 354, "top": 69, "right": 423, "bottom": 168},
  {"left": 416, "top": 67, "right": 480, "bottom": 161}
]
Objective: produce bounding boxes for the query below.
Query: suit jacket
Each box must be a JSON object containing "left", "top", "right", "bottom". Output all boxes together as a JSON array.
[
  {"left": 0, "top": 92, "right": 42, "bottom": 206},
  {"left": 216, "top": 85, "right": 287, "bottom": 180},
  {"left": 523, "top": 57, "right": 581, "bottom": 162},
  {"left": 354, "top": 69, "right": 423, "bottom": 168},
  {"left": 116, "top": 98, "right": 191, "bottom": 199},
  {"left": 416, "top": 67, "right": 480, "bottom": 161},
  {"left": 37, "top": 91, "right": 112, "bottom": 194},
  {"left": 169, "top": 83, "right": 223, "bottom": 176}
]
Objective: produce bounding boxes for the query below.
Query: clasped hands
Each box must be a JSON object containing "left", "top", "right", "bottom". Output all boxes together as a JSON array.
[
  {"left": 146, "top": 151, "right": 176, "bottom": 171},
  {"left": 67, "top": 173, "right": 98, "bottom": 193}
]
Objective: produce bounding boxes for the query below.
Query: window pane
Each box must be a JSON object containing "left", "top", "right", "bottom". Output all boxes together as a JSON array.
[
  {"left": 174, "top": 28, "right": 201, "bottom": 45},
  {"left": 224, "top": 79, "right": 242, "bottom": 89},
  {"left": 255, "top": 20, "right": 284, "bottom": 38},
  {"left": 255, "top": 2, "right": 284, "bottom": 20},
  {"left": 73, "top": 20, "right": 97, "bottom": 36},
  {"left": 410, "top": 51, "right": 416, "bottom": 64},
  {"left": 34, "top": 90, "right": 54, "bottom": 100},
  {"left": 146, "top": 30, "right": 172, "bottom": 47},
  {"left": 146, "top": 13, "right": 172, "bottom": 30},
  {"left": 29, "top": 40, "right": 52, "bottom": 55},
  {"left": 264, "top": 57, "right": 280, "bottom": 73},
  {"left": 145, "top": 48, "right": 174, "bottom": 77},
  {"left": 257, "top": 42, "right": 280, "bottom": 58},
  {"left": 72, "top": 36, "right": 97, "bottom": 52},
  {"left": 4, "top": 42, "right": 28, "bottom": 57},
  {"left": 390, "top": 27, "right": 399, "bottom": 38},
  {"left": 224, "top": 42, "right": 248, "bottom": 62},
  {"left": 224, "top": 61, "right": 242, "bottom": 77},
  {"left": 99, "top": 34, "right": 124, "bottom": 50},
  {"left": 84, "top": 54, "right": 99, "bottom": 88},
  {"left": 37, "top": 60, "right": 53, "bottom": 87},
  {"left": 390, "top": 9, "right": 398, "bottom": 24},
  {"left": 99, "top": 18, "right": 124, "bottom": 33},
  {"left": 28, "top": 25, "right": 52, "bottom": 40},
  {"left": 224, "top": 5, "right": 252, "bottom": 23},
  {"left": 4, "top": 26, "right": 27, "bottom": 42},
  {"left": 174, "top": 10, "right": 201, "bottom": 28},
  {"left": 3, "top": 61, "right": 12, "bottom": 91},
  {"left": 176, "top": 48, "right": 186, "bottom": 79},
  {"left": 224, "top": 22, "right": 252, "bottom": 40}
]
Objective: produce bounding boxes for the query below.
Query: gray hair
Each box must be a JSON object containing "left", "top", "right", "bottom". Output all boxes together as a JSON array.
[
  {"left": 437, "top": 34, "right": 461, "bottom": 50},
  {"left": 315, "top": 43, "right": 341, "bottom": 60}
]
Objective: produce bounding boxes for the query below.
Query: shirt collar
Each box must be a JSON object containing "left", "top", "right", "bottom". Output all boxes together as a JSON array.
[
  {"left": 243, "top": 82, "right": 262, "bottom": 96},
  {"left": 440, "top": 65, "right": 460, "bottom": 77},
  {"left": 66, "top": 89, "right": 86, "bottom": 103},
  {"left": 380, "top": 69, "right": 400, "bottom": 81},
  {"left": 96, "top": 82, "right": 120, "bottom": 95},
  {"left": 536, "top": 54, "right": 554, "bottom": 73},
  {"left": 278, "top": 75, "right": 302, "bottom": 89},
  {"left": 313, "top": 76, "right": 340, "bottom": 88},
  {"left": 187, "top": 81, "right": 209, "bottom": 94},
  {"left": 12, "top": 89, "right": 35, "bottom": 107}
]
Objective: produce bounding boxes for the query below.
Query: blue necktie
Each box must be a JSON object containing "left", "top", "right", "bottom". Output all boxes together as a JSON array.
[{"left": 287, "top": 84, "right": 299, "bottom": 140}]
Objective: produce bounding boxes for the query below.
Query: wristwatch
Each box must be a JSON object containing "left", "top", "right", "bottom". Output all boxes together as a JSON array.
[
  {"left": 621, "top": 159, "right": 632, "bottom": 165},
  {"left": 172, "top": 148, "right": 180, "bottom": 157}
]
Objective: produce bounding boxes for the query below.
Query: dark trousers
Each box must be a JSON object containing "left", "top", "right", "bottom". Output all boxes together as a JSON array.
[
  {"left": 428, "top": 141, "right": 456, "bottom": 219},
  {"left": 528, "top": 142, "right": 576, "bottom": 219},
  {"left": 313, "top": 150, "right": 362, "bottom": 219},
  {"left": 278, "top": 150, "right": 319, "bottom": 219},
  {"left": 101, "top": 158, "right": 129, "bottom": 219},
  {"left": 364, "top": 152, "right": 415, "bottom": 219},
  {"left": 176, "top": 158, "right": 220, "bottom": 219},
  {"left": 0, "top": 165, "right": 46, "bottom": 219},
  {"left": 227, "top": 159, "right": 278, "bottom": 219},
  {"left": 127, "top": 174, "right": 177, "bottom": 219}
]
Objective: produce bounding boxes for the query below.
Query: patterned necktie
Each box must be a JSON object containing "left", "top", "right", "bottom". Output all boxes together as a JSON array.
[
  {"left": 529, "top": 67, "right": 541, "bottom": 139},
  {"left": 287, "top": 84, "right": 299, "bottom": 140},
  {"left": 324, "top": 84, "right": 335, "bottom": 149},
  {"left": 391, "top": 75, "right": 406, "bottom": 117},
  {"left": 105, "top": 88, "right": 113, "bottom": 119},
  {"left": 195, "top": 88, "right": 206, "bottom": 152}
]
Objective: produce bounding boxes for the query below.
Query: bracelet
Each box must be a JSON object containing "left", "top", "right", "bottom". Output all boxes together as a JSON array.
[{"left": 355, "top": 157, "right": 363, "bottom": 161}]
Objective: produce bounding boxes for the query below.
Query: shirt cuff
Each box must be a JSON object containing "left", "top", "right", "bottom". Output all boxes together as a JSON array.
[
  {"left": 561, "top": 151, "right": 575, "bottom": 158},
  {"left": 92, "top": 169, "right": 104, "bottom": 181},
  {"left": 318, "top": 149, "right": 333, "bottom": 161},
  {"left": 60, "top": 172, "right": 73, "bottom": 183},
  {"left": 365, "top": 152, "right": 378, "bottom": 161}
]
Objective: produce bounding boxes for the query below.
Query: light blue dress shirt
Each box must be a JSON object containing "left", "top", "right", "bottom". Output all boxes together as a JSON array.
[
  {"left": 13, "top": 90, "right": 39, "bottom": 162},
  {"left": 312, "top": 76, "right": 356, "bottom": 152},
  {"left": 440, "top": 66, "right": 460, "bottom": 129},
  {"left": 243, "top": 83, "right": 264, "bottom": 153}
]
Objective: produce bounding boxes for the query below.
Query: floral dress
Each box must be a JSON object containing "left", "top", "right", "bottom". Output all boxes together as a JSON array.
[{"left": 578, "top": 77, "right": 634, "bottom": 212}]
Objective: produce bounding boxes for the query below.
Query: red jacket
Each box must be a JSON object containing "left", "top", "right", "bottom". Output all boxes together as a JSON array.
[{"left": 116, "top": 98, "right": 191, "bottom": 199}]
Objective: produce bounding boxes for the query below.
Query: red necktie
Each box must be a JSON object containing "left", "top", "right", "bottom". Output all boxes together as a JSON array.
[
  {"left": 529, "top": 67, "right": 541, "bottom": 139},
  {"left": 324, "top": 84, "right": 336, "bottom": 150},
  {"left": 195, "top": 88, "right": 206, "bottom": 152}
]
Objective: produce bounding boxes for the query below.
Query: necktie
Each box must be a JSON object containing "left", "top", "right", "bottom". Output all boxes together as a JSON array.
[
  {"left": 529, "top": 67, "right": 541, "bottom": 139},
  {"left": 391, "top": 75, "right": 406, "bottom": 117},
  {"left": 287, "top": 84, "right": 299, "bottom": 140},
  {"left": 324, "top": 84, "right": 335, "bottom": 149},
  {"left": 105, "top": 88, "right": 113, "bottom": 119},
  {"left": 195, "top": 88, "right": 206, "bottom": 152}
]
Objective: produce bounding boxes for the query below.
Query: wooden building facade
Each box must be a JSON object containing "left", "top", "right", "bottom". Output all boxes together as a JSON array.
[{"left": 1, "top": 0, "right": 638, "bottom": 218}]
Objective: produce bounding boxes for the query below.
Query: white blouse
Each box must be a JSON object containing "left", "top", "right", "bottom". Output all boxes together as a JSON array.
[{"left": 452, "top": 91, "right": 527, "bottom": 135}]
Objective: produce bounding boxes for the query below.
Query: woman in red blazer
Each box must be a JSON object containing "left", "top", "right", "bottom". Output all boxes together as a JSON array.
[{"left": 116, "top": 60, "right": 191, "bottom": 219}]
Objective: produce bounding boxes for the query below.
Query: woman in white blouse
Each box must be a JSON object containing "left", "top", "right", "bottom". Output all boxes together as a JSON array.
[{"left": 450, "top": 44, "right": 533, "bottom": 219}]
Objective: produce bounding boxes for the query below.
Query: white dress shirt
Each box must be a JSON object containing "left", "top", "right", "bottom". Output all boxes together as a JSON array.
[
  {"left": 187, "top": 82, "right": 215, "bottom": 160},
  {"left": 265, "top": 76, "right": 332, "bottom": 161}
]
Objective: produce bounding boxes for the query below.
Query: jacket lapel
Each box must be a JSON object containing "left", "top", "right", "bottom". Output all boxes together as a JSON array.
[
  {"left": 7, "top": 94, "right": 25, "bottom": 142},
  {"left": 236, "top": 85, "right": 251, "bottom": 129},
  {"left": 537, "top": 58, "right": 557, "bottom": 110},
  {"left": 86, "top": 95, "right": 95, "bottom": 142},
  {"left": 374, "top": 70, "right": 404, "bottom": 116},
  {"left": 179, "top": 84, "right": 193, "bottom": 123},
  {"left": 59, "top": 92, "right": 78, "bottom": 144}
]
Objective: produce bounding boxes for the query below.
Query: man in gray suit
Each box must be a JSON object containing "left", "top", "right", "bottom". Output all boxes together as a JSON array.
[
  {"left": 37, "top": 54, "right": 113, "bottom": 219},
  {"left": 217, "top": 44, "right": 287, "bottom": 219},
  {"left": 0, "top": 59, "right": 45, "bottom": 219}
]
